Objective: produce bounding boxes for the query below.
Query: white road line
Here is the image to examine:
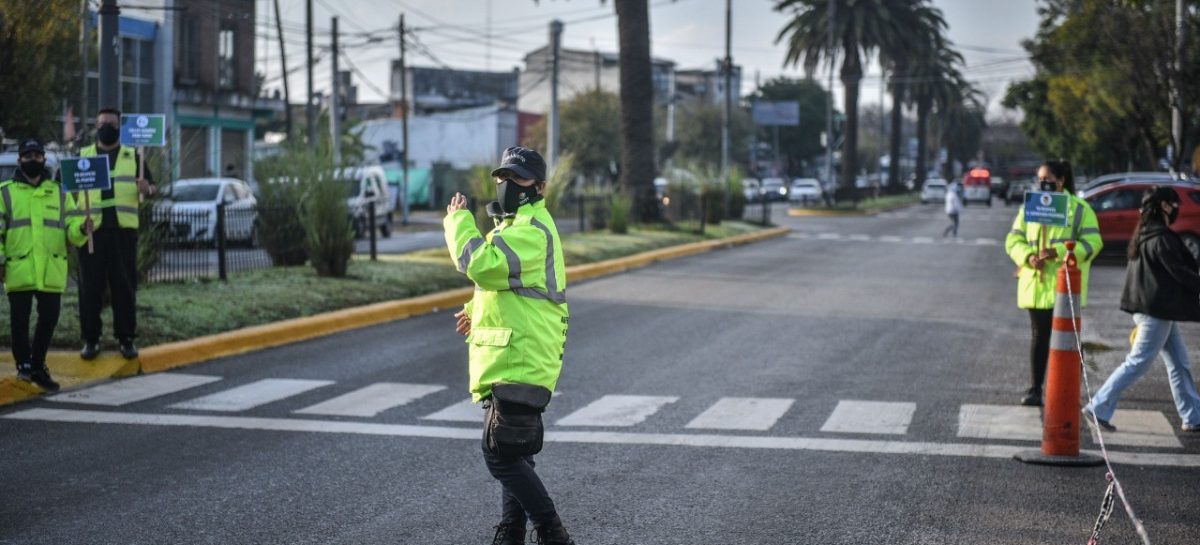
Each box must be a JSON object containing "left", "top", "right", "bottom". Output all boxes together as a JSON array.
[
  {"left": 1091, "top": 410, "right": 1182, "bottom": 448},
  {"left": 957, "top": 404, "right": 1042, "bottom": 442},
  {"left": 169, "top": 379, "right": 334, "bottom": 412},
  {"left": 816, "top": 232, "right": 842, "bottom": 240},
  {"left": 421, "top": 399, "right": 483, "bottom": 422},
  {"left": 821, "top": 400, "right": 916, "bottom": 435},
  {"left": 294, "top": 383, "right": 447, "bottom": 418},
  {"left": 911, "top": 237, "right": 934, "bottom": 244},
  {"left": 847, "top": 234, "right": 872, "bottom": 242},
  {"left": 7, "top": 408, "right": 1198, "bottom": 467},
  {"left": 684, "top": 397, "right": 794, "bottom": 431},
  {"left": 879, "top": 235, "right": 904, "bottom": 243},
  {"left": 49, "top": 373, "right": 223, "bottom": 406},
  {"left": 556, "top": 395, "right": 678, "bottom": 427}
]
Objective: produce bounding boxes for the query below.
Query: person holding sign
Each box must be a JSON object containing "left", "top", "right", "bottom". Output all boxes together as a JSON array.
[
  {"left": 0, "top": 139, "right": 91, "bottom": 392},
  {"left": 75, "top": 107, "right": 156, "bottom": 361},
  {"left": 1004, "top": 160, "right": 1103, "bottom": 406}
]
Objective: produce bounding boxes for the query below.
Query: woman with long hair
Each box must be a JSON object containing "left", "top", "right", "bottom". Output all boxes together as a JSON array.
[
  {"left": 1005, "top": 160, "right": 1103, "bottom": 406},
  {"left": 1083, "top": 186, "right": 1200, "bottom": 432}
]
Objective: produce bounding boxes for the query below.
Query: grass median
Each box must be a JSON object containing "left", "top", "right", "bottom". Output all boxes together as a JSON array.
[{"left": 11, "top": 221, "right": 763, "bottom": 350}]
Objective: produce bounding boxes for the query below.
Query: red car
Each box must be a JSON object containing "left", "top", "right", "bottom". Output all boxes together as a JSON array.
[{"left": 1083, "top": 181, "right": 1200, "bottom": 259}]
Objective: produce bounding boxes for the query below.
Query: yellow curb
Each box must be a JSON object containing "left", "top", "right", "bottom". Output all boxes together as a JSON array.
[{"left": 0, "top": 226, "right": 790, "bottom": 406}]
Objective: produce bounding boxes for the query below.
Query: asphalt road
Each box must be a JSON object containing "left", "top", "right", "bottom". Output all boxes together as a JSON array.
[{"left": 3, "top": 199, "right": 1198, "bottom": 545}]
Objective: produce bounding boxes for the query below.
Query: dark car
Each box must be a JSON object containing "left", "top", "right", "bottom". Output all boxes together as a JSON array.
[{"left": 1084, "top": 180, "right": 1200, "bottom": 260}]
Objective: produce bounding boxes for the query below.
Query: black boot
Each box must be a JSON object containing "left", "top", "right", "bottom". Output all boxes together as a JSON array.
[
  {"left": 490, "top": 523, "right": 526, "bottom": 545},
  {"left": 119, "top": 338, "right": 139, "bottom": 359},
  {"left": 17, "top": 362, "right": 59, "bottom": 393},
  {"left": 1020, "top": 387, "right": 1042, "bottom": 407},
  {"left": 80, "top": 341, "right": 100, "bottom": 360},
  {"left": 533, "top": 516, "right": 574, "bottom": 545}
]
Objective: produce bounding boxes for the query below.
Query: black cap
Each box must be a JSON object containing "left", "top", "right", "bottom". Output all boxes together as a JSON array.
[
  {"left": 18, "top": 138, "right": 44, "bottom": 155},
  {"left": 490, "top": 146, "right": 547, "bottom": 182}
]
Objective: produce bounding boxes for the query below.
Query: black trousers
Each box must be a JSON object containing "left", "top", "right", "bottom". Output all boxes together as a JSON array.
[
  {"left": 1029, "top": 308, "right": 1054, "bottom": 391},
  {"left": 481, "top": 441, "right": 557, "bottom": 527},
  {"left": 78, "top": 228, "right": 138, "bottom": 343},
  {"left": 8, "top": 291, "right": 61, "bottom": 366}
]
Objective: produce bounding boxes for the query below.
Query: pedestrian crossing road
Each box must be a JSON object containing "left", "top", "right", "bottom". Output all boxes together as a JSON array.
[{"left": 8, "top": 372, "right": 1197, "bottom": 466}]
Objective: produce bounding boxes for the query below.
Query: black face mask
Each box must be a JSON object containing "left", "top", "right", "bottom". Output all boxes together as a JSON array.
[
  {"left": 496, "top": 179, "right": 539, "bottom": 215},
  {"left": 19, "top": 160, "right": 44, "bottom": 178},
  {"left": 1039, "top": 181, "right": 1057, "bottom": 192},
  {"left": 97, "top": 123, "right": 120, "bottom": 146}
]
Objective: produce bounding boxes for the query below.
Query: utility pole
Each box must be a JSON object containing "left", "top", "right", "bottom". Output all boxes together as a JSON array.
[
  {"left": 399, "top": 14, "right": 410, "bottom": 225},
  {"left": 548, "top": 20, "right": 563, "bottom": 170},
  {"left": 330, "top": 17, "right": 341, "bottom": 165},
  {"left": 666, "top": 68, "right": 676, "bottom": 171},
  {"left": 825, "top": 0, "right": 836, "bottom": 197},
  {"left": 98, "top": 0, "right": 119, "bottom": 110},
  {"left": 722, "top": 0, "right": 732, "bottom": 215},
  {"left": 80, "top": 0, "right": 90, "bottom": 142},
  {"left": 274, "top": 0, "right": 292, "bottom": 141},
  {"left": 1172, "top": 0, "right": 1184, "bottom": 172},
  {"left": 306, "top": 0, "right": 316, "bottom": 150},
  {"left": 878, "top": 68, "right": 885, "bottom": 188}
]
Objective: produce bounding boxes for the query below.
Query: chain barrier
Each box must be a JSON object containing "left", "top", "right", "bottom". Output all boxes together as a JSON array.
[{"left": 1064, "top": 266, "right": 1153, "bottom": 545}]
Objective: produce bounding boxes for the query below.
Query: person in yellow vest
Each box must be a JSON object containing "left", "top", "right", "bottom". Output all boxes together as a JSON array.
[
  {"left": 75, "top": 107, "right": 156, "bottom": 360},
  {"left": 1005, "top": 160, "right": 1103, "bottom": 406},
  {"left": 1, "top": 139, "right": 91, "bottom": 391}
]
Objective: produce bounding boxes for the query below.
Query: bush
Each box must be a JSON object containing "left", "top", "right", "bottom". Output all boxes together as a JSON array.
[
  {"left": 609, "top": 192, "right": 631, "bottom": 234},
  {"left": 253, "top": 151, "right": 310, "bottom": 266},
  {"left": 303, "top": 165, "right": 354, "bottom": 278}
]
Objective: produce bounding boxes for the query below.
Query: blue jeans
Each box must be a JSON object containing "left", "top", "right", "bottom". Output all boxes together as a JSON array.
[{"left": 1086, "top": 313, "right": 1200, "bottom": 427}]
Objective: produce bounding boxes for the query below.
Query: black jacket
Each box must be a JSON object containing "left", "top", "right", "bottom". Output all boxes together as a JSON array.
[{"left": 1120, "top": 223, "right": 1200, "bottom": 322}]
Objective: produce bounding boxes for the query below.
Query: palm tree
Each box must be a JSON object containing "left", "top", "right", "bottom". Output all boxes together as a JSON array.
[
  {"left": 939, "top": 83, "right": 986, "bottom": 179},
  {"left": 903, "top": 34, "right": 966, "bottom": 188},
  {"left": 880, "top": 2, "right": 948, "bottom": 191},
  {"left": 775, "top": 0, "right": 920, "bottom": 198}
]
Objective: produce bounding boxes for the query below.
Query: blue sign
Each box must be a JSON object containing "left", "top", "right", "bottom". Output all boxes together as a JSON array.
[
  {"left": 120, "top": 114, "right": 166, "bottom": 147},
  {"left": 60, "top": 156, "right": 113, "bottom": 192},
  {"left": 1024, "top": 191, "right": 1070, "bottom": 226}
]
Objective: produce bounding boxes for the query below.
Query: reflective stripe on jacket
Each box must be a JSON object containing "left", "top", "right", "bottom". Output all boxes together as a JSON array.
[
  {"left": 76, "top": 144, "right": 140, "bottom": 229},
  {"left": 1005, "top": 193, "right": 1103, "bottom": 309},
  {"left": 0, "top": 177, "right": 89, "bottom": 293},
  {"left": 444, "top": 199, "right": 569, "bottom": 402}
]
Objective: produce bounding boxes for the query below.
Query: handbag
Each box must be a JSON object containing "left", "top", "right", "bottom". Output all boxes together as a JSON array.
[{"left": 483, "top": 382, "right": 553, "bottom": 457}]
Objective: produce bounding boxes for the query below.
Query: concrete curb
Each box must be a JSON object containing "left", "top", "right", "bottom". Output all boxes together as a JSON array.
[{"left": 1, "top": 226, "right": 790, "bottom": 405}]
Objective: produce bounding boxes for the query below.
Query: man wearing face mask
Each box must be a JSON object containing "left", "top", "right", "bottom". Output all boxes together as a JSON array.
[
  {"left": 443, "top": 147, "right": 575, "bottom": 545},
  {"left": 75, "top": 107, "right": 156, "bottom": 361},
  {"left": 0, "top": 139, "right": 92, "bottom": 391}
]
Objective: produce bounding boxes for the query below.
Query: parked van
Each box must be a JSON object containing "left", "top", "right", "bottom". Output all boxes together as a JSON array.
[{"left": 341, "top": 166, "right": 394, "bottom": 239}]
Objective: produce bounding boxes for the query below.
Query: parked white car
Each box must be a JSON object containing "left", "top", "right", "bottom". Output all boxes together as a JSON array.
[
  {"left": 160, "top": 178, "right": 257, "bottom": 244},
  {"left": 788, "top": 178, "right": 823, "bottom": 204},
  {"left": 742, "top": 178, "right": 761, "bottom": 203},
  {"left": 341, "top": 166, "right": 394, "bottom": 239},
  {"left": 920, "top": 179, "right": 948, "bottom": 204}
]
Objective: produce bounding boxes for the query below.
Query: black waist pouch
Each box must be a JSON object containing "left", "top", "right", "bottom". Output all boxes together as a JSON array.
[{"left": 483, "top": 383, "right": 553, "bottom": 457}]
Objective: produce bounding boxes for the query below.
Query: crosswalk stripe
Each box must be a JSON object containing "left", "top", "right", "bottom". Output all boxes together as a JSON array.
[
  {"left": 421, "top": 399, "right": 483, "bottom": 422},
  {"left": 821, "top": 400, "right": 916, "bottom": 435},
  {"left": 556, "top": 395, "right": 678, "bottom": 427},
  {"left": 170, "top": 379, "right": 334, "bottom": 412},
  {"left": 49, "top": 373, "right": 222, "bottom": 406},
  {"left": 684, "top": 397, "right": 794, "bottom": 431},
  {"left": 294, "top": 383, "right": 446, "bottom": 417},
  {"left": 1088, "top": 410, "right": 1182, "bottom": 448},
  {"left": 911, "top": 236, "right": 934, "bottom": 244},
  {"left": 957, "top": 404, "right": 1042, "bottom": 441}
]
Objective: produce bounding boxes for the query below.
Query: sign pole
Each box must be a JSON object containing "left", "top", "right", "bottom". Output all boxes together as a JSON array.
[
  {"left": 138, "top": 146, "right": 146, "bottom": 203},
  {"left": 83, "top": 191, "right": 94, "bottom": 254}
]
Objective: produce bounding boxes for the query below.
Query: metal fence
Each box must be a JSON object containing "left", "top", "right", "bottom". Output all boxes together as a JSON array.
[{"left": 140, "top": 203, "right": 305, "bottom": 283}]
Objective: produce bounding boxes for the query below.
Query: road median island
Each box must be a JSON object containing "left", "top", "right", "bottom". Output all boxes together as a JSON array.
[
  {"left": 787, "top": 193, "right": 921, "bottom": 217},
  {"left": 0, "top": 223, "right": 788, "bottom": 405}
]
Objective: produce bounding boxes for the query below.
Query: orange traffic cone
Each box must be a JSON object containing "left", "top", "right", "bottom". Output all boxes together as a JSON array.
[{"left": 1016, "top": 241, "right": 1104, "bottom": 466}]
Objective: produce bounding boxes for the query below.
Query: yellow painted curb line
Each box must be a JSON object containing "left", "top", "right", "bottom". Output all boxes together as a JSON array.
[{"left": 0, "top": 226, "right": 790, "bottom": 406}]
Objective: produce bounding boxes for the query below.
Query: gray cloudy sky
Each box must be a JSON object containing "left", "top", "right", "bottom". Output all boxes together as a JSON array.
[{"left": 246, "top": 0, "right": 1040, "bottom": 116}]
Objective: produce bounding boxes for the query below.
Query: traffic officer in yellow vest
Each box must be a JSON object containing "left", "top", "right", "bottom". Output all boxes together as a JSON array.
[
  {"left": 1, "top": 139, "right": 91, "bottom": 391},
  {"left": 1005, "top": 160, "right": 1103, "bottom": 406},
  {"left": 76, "top": 107, "right": 156, "bottom": 360},
  {"left": 444, "top": 147, "right": 574, "bottom": 545}
]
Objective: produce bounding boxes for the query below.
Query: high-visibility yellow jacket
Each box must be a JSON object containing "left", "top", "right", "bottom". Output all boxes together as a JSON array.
[
  {"left": 0, "top": 175, "right": 89, "bottom": 293},
  {"left": 444, "top": 199, "right": 569, "bottom": 402},
  {"left": 1005, "top": 193, "right": 1103, "bottom": 309},
  {"left": 75, "top": 144, "right": 140, "bottom": 229}
]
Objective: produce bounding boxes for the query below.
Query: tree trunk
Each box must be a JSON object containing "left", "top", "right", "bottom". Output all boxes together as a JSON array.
[
  {"left": 915, "top": 96, "right": 930, "bottom": 188},
  {"left": 888, "top": 83, "right": 904, "bottom": 191},
  {"left": 614, "top": 0, "right": 660, "bottom": 223},
  {"left": 840, "top": 51, "right": 863, "bottom": 200}
]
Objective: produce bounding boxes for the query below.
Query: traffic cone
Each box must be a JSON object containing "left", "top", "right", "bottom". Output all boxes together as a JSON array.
[{"left": 1016, "top": 241, "right": 1104, "bottom": 467}]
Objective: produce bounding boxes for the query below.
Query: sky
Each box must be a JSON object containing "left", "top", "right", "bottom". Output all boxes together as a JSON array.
[{"left": 243, "top": 0, "right": 1041, "bottom": 117}]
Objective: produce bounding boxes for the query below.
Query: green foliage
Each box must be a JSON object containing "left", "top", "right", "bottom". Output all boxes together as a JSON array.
[
  {"left": 255, "top": 147, "right": 353, "bottom": 277},
  {"left": 525, "top": 90, "right": 621, "bottom": 179},
  {"left": 0, "top": 0, "right": 79, "bottom": 139},
  {"left": 543, "top": 152, "right": 576, "bottom": 217},
  {"left": 673, "top": 102, "right": 754, "bottom": 168},
  {"left": 608, "top": 192, "right": 631, "bottom": 234},
  {"left": 253, "top": 150, "right": 309, "bottom": 266},
  {"left": 467, "top": 165, "right": 497, "bottom": 234},
  {"left": 303, "top": 164, "right": 354, "bottom": 278}
]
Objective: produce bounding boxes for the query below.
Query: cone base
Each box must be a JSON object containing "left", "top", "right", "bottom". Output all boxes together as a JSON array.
[{"left": 1013, "top": 450, "right": 1105, "bottom": 467}]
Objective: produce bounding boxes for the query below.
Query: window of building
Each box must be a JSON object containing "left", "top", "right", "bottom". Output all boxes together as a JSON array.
[
  {"left": 119, "top": 35, "right": 155, "bottom": 113},
  {"left": 178, "top": 16, "right": 199, "bottom": 82},
  {"left": 218, "top": 26, "right": 237, "bottom": 89}
]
